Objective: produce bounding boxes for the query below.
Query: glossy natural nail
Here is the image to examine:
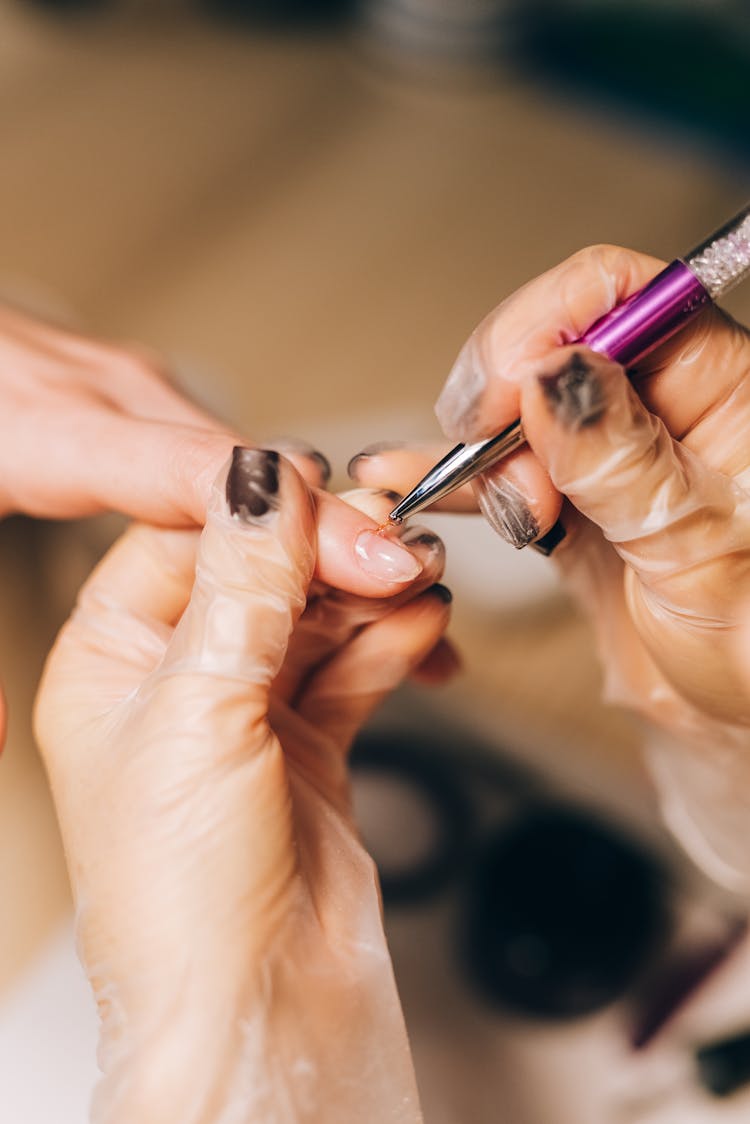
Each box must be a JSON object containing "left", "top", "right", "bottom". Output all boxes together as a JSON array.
[
  {"left": 435, "top": 344, "right": 487, "bottom": 440},
  {"left": 538, "top": 352, "right": 606, "bottom": 430},
  {"left": 473, "top": 473, "right": 539, "bottom": 549},
  {"left": 355, "top": 530, "right": 423, "bottom": 583},
  {"left": 531, "top": 521, "right": 567, "bottom": 556},
  {"left": 226, "top": 446, "right": 280, "bottom": 522}
]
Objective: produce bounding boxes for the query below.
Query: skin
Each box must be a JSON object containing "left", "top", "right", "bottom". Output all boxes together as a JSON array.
[
  {"left": 34, "top": 456, "right": 450, "bottom": 1123},
  {"left": 0, "top": 302, "right": 424, "bottom": 590},
  {"left": 0, "top": 303, "right": 453, "bottom": 747},
  {"left": 352, "top": 244, "right": 750, "bottom": 728}
]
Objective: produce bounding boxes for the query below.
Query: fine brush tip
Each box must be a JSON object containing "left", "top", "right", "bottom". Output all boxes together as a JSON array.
[{"left": 376, "top": 517, "right": 402, "bottom": 535}]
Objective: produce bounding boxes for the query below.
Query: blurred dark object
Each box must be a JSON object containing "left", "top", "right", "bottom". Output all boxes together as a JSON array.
[
  {"left": 517, "top": 2, "right": 750, "bottom": 162},
  {"left": 631, "top": 918, "right": 748, "bottom": 1049},
  {"left": 26, "top": 0, "right": 107, "bottom": 9},
  {"left": 351, "top": 732, "right": 476, "bottom": 905},
  {"left": 351, "top": 725, "right": 539, "bottom": 908},
  {"left": 352, "top": 727, "right": 669, "bottom": 1020},
  {"left": 697, "top": 1028, "right": 750, "bottom": 1098},
  {"left": 199, "top": 0, "right": 355, "bottom": 27},
  {"left": 359, "top": 0, "right": 514, "bottom": 60},
  {"left": 460, "top": 808, "right": 667, "bottom": 1019}
]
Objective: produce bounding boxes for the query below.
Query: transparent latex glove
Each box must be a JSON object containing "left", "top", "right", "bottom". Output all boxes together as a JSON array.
[
  {"left": 34, "top": 448, "right": 451, "bottom": 1124},
  {"left": 0, "top": 304, "right": 441, "bottom": 749},
  {"left": 349, "top": 244, "right": 750, "bottom": 886}
]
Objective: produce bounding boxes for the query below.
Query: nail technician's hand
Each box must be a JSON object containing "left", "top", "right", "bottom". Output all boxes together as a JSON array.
[
  {"left": 352, "top": 244, "right": 750, "bottom": 721},
  {"left": 352, "top": 245, "right": 750, "bottom": 883},
  {"left": 34, "top": 449, "right": 450, "bottom": 1124}
]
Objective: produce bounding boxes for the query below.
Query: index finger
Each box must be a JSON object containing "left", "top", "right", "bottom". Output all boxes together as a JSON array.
[{"left": 435, "top": 245, "right": 664, "bottom": 444}]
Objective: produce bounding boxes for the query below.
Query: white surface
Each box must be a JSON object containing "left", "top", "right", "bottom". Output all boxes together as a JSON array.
[{"left": 0, "top": 921, "right": 99, "bottom": 1122}]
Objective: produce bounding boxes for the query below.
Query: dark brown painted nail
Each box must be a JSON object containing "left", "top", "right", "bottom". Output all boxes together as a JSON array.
[
  {"left": 270, "top": 438, "right": 331, "bottom": 484},
  {"left": 531, "top": 521, "right": 567, "bottom": 556},
  {"left": 226, "top": 447, "right": 280, "bottom": 522},
  {"left": 400, "top": 526, "right": 441, "bottom": 550},
  {"left": 347, "top": 441, "right": 405, "bottom": 480},
  {"left": 476, "top": 475, "right": 539, "bottom": 549},
  {"left": 429, "top": 583, "right": 453, "bottom": 604},
  {"left": 308, "top": 450, "right": 331, "bottom": 484},
  {"left": 538, "top": 352, "right": 606, "bottom": 429}
]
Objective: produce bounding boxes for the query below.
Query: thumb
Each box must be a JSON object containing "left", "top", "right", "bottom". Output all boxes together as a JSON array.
[{"left": 152, "top": 447, "right": 317, "bottom": 723}]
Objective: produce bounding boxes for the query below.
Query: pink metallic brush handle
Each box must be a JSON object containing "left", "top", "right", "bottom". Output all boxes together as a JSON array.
[{"left": 582, "top": 259, "right": 709, "bottom": 366}]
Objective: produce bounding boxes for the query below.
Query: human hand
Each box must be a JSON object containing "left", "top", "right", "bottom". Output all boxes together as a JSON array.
[
  {"left": 34, "top": 448, "right": 450, "bottom": 1123},
  {"left": 0, "top": 304, "right": 445, "bottom": 753},
  {"left": 350, "top": 245, "right": 750, "bottom": 729},
  {"left": 0, "top": 302, "right": 431, "bottom": 593},
  {"left": 352, "top": 244, "right": 750, "bottom": 884}
]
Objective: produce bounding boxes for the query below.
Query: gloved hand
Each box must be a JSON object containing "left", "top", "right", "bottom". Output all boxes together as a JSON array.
[
  {"left": 349, "top": 244, "right": 750, "bottom": 886},
  {"left": 34, "top": 448, "right": 451, "bottom": 1124}
]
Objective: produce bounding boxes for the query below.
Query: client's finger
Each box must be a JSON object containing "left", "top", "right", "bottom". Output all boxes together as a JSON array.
[
  {"left": 411, "top": 636, "right": 462, "bottom": 685},
  {"left": 75, "top": 418, "right": 329, "bottom": 525},
  {"left": 298, "top": 584, "right": 452, "bottom": 750},
  {"left": 349, "top": 440, "right": 562, "bottom": 548},
  {"left": 347, "top": 444, "right": 478, "bottom": 512},
  {"left": 154, "top": 448, "right": 316, "bottom": 723},
  {"left": 275, "top": 487, "right": 444, "bottom": 703}
]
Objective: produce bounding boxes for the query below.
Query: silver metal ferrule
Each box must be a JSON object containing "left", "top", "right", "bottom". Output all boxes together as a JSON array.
[
  {"left": 686, "top": 202, "right": 750, "bottom": 299},
  {"left": 388, "top": 420, "right": 525, "bottom": 523}
]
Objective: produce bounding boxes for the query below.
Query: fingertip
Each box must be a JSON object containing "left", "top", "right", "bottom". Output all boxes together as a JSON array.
[
  {"left": 530, "top": 519, "right": 568, "bottom": 557},
  {"left": 428, "top": 582, "right": 453, "bottom": 605},
  {"left": 410, "top": 635, "right": 462, "bottom": 685},
  {"left": 315, "top": 490, "right": 426, "bottom": 598},
  {"left": 472, "top": 448, "right": 562, "bottom": 549},
  {"left": 266, "top": 438, "right": 331, "bottom": 489}
]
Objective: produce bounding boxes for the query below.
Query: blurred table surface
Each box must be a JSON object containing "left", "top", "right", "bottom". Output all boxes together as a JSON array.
[{"left": 0, "top": 1, "right": 746, "bottom": 995}]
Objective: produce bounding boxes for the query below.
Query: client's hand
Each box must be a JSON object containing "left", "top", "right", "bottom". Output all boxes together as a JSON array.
[
  {"left": 0, "top": 302, "right": 426, "bottom": 596},
  {"left": 0, "top": 304, "right": 439, "bottom": 752},
  {"left": 351, "top": 245, "right": 750, "bottom": 886},
  {"left": 34, "top": 448, "right": 450, "bottom": 1124}
]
